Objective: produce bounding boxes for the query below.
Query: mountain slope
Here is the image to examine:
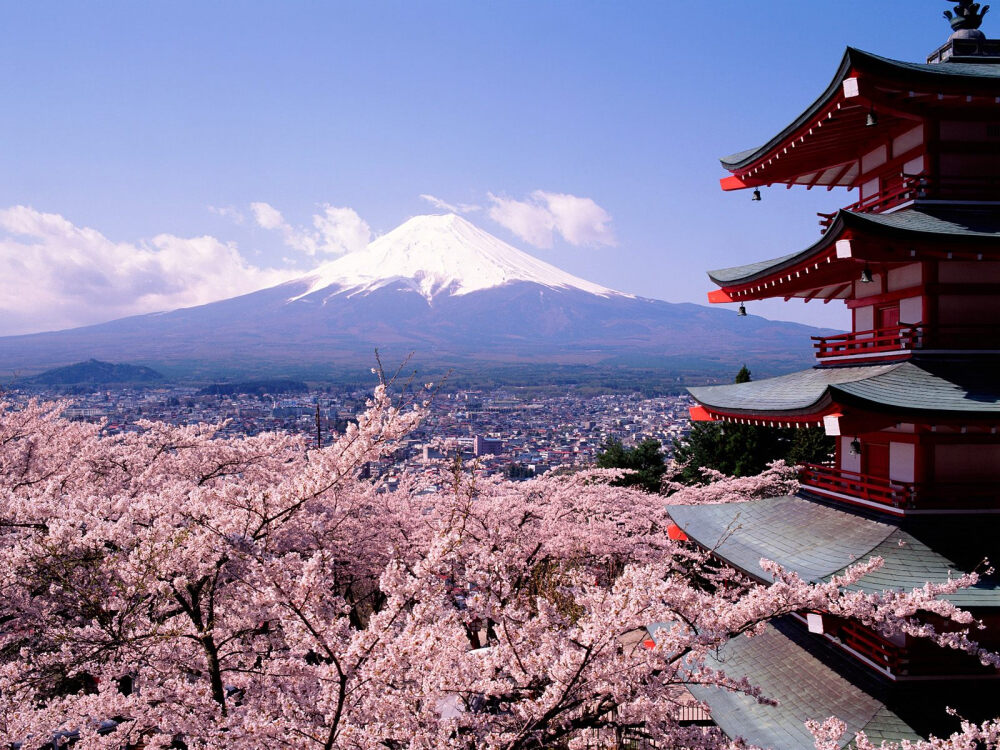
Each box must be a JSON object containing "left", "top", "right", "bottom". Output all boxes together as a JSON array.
[
  {"left": 295, "top": 213, "right": 624, "bottom": 301},
  {"left": 0, "top": 214, "right": 834, "bottom": 380}
]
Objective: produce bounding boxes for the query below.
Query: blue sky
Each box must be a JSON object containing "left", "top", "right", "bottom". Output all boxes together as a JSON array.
[{"left": 0, "top": 1, "right": 956, "bottom": 334}]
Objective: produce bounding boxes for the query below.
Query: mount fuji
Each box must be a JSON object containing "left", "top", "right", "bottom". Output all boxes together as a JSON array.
[{"left": 0, "top": 214, "right": 830, "bottom": 381}]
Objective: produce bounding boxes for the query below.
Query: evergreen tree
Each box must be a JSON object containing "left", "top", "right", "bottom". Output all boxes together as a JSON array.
[
  {"left": 596, "top": 437, "right": 667, "bottom": 493},
  {"left": 674, "top": 366, "right": 833, "bottom": 484}
]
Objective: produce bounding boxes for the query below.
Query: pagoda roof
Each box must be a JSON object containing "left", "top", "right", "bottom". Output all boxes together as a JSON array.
[
  {"left": 688, "top": 360, "right": 1000, "bottom": 421},
  {"left": 667, "top": 494, "right": 1000, "bottom": 608},
  {"left": 721, "top": 48, "right": 1000, "bottom": 183},
  {"left": 707, "top": 205, "right": 1000, "bottom": 294},
  {"left": 686, "top": 621, "right": 923, "bottom": 750}
]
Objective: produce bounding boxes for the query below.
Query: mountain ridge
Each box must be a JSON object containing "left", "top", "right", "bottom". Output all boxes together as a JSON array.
[
  {"left": 0, "top": 214, "right": 835, "bottom": 381},
  {"left": 292, "top": 213, "right": 626, "bottom": 303}
]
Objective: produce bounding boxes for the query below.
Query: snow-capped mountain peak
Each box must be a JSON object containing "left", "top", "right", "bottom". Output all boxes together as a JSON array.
[{"left": 292, "top": 213, "right": 628, "bottom": 302}]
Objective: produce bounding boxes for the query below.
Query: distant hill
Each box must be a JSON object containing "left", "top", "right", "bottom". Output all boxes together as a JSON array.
[
  {"left": 0, "top": 215, "right": 838, "bottom": 384},
  {"left": 27, "top": 359, "right": 164, "bottom": 385},
  {"left": 196, "top": 379, "right": 309, "bottom": 397}
]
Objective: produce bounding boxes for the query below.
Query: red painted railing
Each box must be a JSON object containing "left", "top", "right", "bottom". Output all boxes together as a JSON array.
[
  {"left": 812, "top": 325, "right": 920, "bottom": 359},
  {"left": 798, "top": 464, "right": 915, "bottom": 510},
  {"left": 838, "top": 619, "right": 903, "bottom": 673},
  {"left": 813, "top": 324, "right": 1000, "bottom": 360},
  {"left": 817, "top": 175, "right": 925, "bottom": 232},
  {"left": 801, "top": 465, "right": 1000, "bottom": 512},
  {"left": 817, "top": 174, "right": 1000, "bottom": 233}
]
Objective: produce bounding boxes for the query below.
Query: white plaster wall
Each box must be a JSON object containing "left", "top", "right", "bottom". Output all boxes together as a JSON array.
[
  {"left": 861, "top": 177, "right": 880, "bottom": 200},
  {"left": 899, "top": 296, "right": 922, "bottom": 324},
  {"left": 841, "top": 437, "right": 862, "bottom": 473},
  {"left": 855, "top": 305, "right": 874, "bottom": 332},
  {"left": 889, "top": 442, "right": 915, "bottom": 483},
  {"left": 887, "top": 263, "right": 922, "bottom": 292},
  {"left": 903, "top": 156, "right": 925, "bottom": 175},
  {"left": 893, "top": 126, "right": 923, "bottom": 157},
  {"left": 862, "top": 145, "right": 888, "bottom": 173}
]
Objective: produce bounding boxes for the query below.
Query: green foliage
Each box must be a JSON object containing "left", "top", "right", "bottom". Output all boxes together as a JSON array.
[
  {"left": 596, "top": 437, "right": 666, "bottom": 493},
  {"left": 674, "top": 366, "right": 834, "bottom": 484},
  {"left": 786, "top": 426, "right": 837, "bottom": 465},
  {"left": 505, "top": 462, "right": 533, "bottom": 480}
]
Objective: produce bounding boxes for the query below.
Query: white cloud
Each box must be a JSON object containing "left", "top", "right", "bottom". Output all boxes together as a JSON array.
[
  {"left": 250, "top": 201, "right": 286, "bottom": 230},
  {"left": 208, "top": 205, "right": 245, "bottom": 224},
  {"left": 252, "top": 201, "right": 371, "bottom": 257},
  {"left": 0, "top": 206, "right": 296, "bottom": 336},
  {"left": 487, "top": 193, "right": 557, "bottom": 249},
  {"left": 419, "top": 194, "right": 481, "bottom": 215},
  {"left": 311, "top": 205, "right": 371, "bottom": 256},
  {"left": 487, "top": 190, "right": 616, "bottom": 249}
]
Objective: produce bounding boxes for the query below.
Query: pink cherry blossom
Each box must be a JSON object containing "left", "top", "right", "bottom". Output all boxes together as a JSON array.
[{"left": 0, "top": 387, "right": 995, "bottom": 749}]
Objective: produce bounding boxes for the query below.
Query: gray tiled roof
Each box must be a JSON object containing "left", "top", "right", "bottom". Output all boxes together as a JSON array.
[
  {"left": 832, "top": 361, "right": 1000, "bottom": 415},
  {"left": 688, "top": 361, "right": 1000, "bottom": 417},
  {"left": 686, "top": 624, "right": 922, "bottom": 750},
  {"left": 708, "top": 251, "right": 805, "bottom": 285},
  {"left": 853, "top": 206, "right": 1000, "bottom": 237},
  {"left": 687, "top": 365, "right": 897, "bottom": 414},
  {"left": 721, "top": 48, "right": 1000, "bottom": 170},
  {"left": 667, "top": 495, "right": 1000, "bottom": 608},
  {"left": 707, "top": 207, "right": 1000, "bottom": 286}
]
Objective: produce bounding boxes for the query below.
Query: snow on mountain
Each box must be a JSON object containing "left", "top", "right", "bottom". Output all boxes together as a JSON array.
[
  {"left": 293, "top": 213, "right": 628, "bottom": 302},
  {"left": 0, "top": 212, "right": 832, "bottom": 379}
]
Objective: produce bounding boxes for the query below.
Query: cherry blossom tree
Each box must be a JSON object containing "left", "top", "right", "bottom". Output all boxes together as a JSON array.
[{"left": 0, "top": 387, "right": 997, "bottom": 749}]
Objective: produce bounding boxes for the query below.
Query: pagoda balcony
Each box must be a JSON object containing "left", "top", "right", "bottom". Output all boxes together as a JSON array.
[
  {"left": 799, "top": 464, "right": 1000, "bottom": 514},
  {"left": 798, "top": 463, "right": 916, "bottom": 511},
  {"left": 817, "top": 174, "right": 1000, "bottom": 233},
  {"left": 812, "top": 324, "right": 1000, "bottom": 362}
]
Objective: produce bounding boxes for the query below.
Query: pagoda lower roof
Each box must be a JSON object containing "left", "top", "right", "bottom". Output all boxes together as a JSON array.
[
  {"left": 686, "top": 620, "right": 924, "bottom": 750},
  {"left": 667, "top": 494, "right": 1000, "bottom": 608},
  {"left": 720, "top": 47, "right": 1000, "bottom": 184},
  {"left": 687, "top": 360, "right": 1000, "bottom": 420},
  {"left": 707, "top": 205, "right": 1000, "bottom": 289}
]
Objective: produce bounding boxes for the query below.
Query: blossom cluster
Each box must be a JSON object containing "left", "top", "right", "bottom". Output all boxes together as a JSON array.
[{"left": 0, "top": 390, "right": 996, "bottom": 749}]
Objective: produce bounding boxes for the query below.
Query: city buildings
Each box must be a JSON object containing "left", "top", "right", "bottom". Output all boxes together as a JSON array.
[{"left": 671, "top": 6, "right": 1000, "bottom": 747}]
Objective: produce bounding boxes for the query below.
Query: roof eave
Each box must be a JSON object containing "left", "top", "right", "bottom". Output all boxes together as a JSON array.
[
  {"left": 706, "top": 212, "right": 851, "bottom": 287},
  {"left": 719, "top": 48, "right": 857, "bottom": 172}
]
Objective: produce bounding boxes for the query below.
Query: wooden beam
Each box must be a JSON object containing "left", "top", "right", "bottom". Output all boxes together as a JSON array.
[
  {"left": 823, "top": 283, "right": 852, "bottom": 303},
  {"left": 826, "top": 161, "right": 856, "bottom": 190}
]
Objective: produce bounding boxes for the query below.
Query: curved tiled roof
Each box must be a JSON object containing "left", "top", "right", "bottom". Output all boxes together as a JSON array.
[
  {"left": 686, "top": 623, "right": 923, "bottom": 750},
  {"left": 707, "top": 206, "right": 1000, "bottom": 287},
  {"left": 688, "top": 361, "right": 1000, "bottom": 418},
  {"left": 667, "top": 495, "right": 1000, "bottom": 608},
  {"left": 721, "top": 48, "right": 1000, "bottom": 171},
  {"left": 687, "top": 365, "right": 895, "bottom": 415}
]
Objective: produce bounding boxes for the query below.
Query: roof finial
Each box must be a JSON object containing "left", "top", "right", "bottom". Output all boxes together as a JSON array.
[{"left": 944, "top": 1, "right": 990, "bottom": 36}]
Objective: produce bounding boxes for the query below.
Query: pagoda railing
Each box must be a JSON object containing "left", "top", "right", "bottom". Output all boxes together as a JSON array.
[
  {"left": 818, "top": 174, "right": 1000, "bottom": 232},
  {"left": 836, "top": 619, "right": 904, "bottom": 673},
  {"left": 798, "top": 463, "right": 915, "bottom": 510},
  {"left": 800, "top": 464, "right": 1000, "bottom": 511},
  {"left": 813, "top": 324, "right": 1000, "bottom": 360},
  {"left": 812, "top": 324, "right": 920, "bottom": 359}
]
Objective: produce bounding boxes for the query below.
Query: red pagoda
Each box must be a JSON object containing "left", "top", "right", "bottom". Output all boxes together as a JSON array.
[{"left": 670, "top": 5, "right": 1000, "bottom": 747}]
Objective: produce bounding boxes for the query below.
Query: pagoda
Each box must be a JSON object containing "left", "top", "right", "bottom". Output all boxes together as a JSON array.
[{"left": 670, "top": 5, "right": 1000, "bottom": 747}]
